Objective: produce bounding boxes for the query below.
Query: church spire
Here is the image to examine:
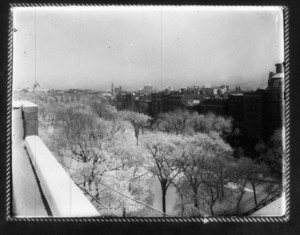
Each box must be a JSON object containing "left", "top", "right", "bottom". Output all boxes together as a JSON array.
[{"left": 111, "top": 81, "right": 115, "bottom": 97}]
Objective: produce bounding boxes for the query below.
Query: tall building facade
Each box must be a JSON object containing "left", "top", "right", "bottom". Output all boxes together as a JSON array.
[
  {"left": 200, "top": 97, "right": 229, "bottom": 116},
  {"left": 266, "top": 63, "right": 284, "bottom": 135},
  {"left": 228, "top": 94, "right": 244, "bottom": 132},
  {"left": 150, "top": 93, "right": 164, "bottom": 116},
  {"left": 243, "top": 90, "right": 267, "bottom": 139}
]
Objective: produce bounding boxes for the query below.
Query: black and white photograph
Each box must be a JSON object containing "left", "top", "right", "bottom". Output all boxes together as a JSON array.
[{"left": 10, "top": 6, "right": 286, "bottom": 219}]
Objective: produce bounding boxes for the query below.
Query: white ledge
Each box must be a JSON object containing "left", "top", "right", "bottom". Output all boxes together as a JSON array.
[
  {"left": 25, "top": 135, "right": 99, "bottom": 217},
  {"left": 13, "top": 100, "right": 38, "bottom": 109}
]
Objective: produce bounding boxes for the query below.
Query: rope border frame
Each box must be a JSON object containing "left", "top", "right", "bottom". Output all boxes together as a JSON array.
[{"left": 5, "top": 4, "right": 290, "bottom": 223}]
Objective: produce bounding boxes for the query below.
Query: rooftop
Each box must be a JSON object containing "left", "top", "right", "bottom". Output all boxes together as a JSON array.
[
  {"left": 12, "top": 105, "right": 48, "bottom": 216},
  {"left": 12, "top": 101, "right": 99, "bottom": 217}
]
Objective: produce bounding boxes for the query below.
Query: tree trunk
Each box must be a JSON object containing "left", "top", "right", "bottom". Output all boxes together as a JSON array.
[
  {"left": 193, "top": 187, "right": 198, "bottom": 208},
  {"left": 88, "top": 178, "right": 92, "bottom": 191},
  {"left": 162, "top": 188, "right": 166, "bottom": 215},
  {"left": 220, "top": 173, "right": 224, "bottom": 198},
  {"left": 95, "top": 181, "right": 99, "bottom": 200},
  {"left": 194, "top": 195, "right": 198, "bottom": 209},
  {"left": 236, "top": 178, "right": 248, "bottom": 214},
  {"left": 160, "top": 180, "right": 167, "bottom": 215},
  {"left": 221, "top": 183, "right": 225, "bottom": 198},
  {"left": 251, "top": 182, "right": 258, "bottom": 206},
  {"left": 180, "top": 193, "right": 185, "bottom": 217},
  {"left": 133, "top": 125, "right": 139, "bottom": 146},
  {"left": 210, "top": 205, "right": 214, "bottom": 216},
  {"left": 236, "top": 190, "right": 245, "bottom": 214}
]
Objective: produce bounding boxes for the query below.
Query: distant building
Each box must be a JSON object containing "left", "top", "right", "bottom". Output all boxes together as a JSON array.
[
  {"left": 230, "top": 86, "right": 243, "bottom": 94},
  {"left": 116, "top": 93, "right": 137, "bottom": 111},
  {"left": 243, "top": 89, "right": 267, "bottom": 139},
  {"left": 136, "top": 94, "right": 151, "bottom": 115},
  {"left": 163, "top": 93, "right": 183, "bottom": 113},
  {"left": 181, "top": 94, "right": 202, "bottom": 106},
  {"left": 200, "top": 87, "right": 218, "bottom": 97},
  {"left": 266, "top": 63, "right": 284, "bottom": 135},
  {"left": 217, "top": 85, "right": 229, "bottom": 95},
  {"left": 186, "top": 86, "right": 201, "bottom": 95},
  {"left": 150, "top": 93, "right": 164, "bottom": 116},
  {"left": 115, "top": 86, "right": 122, "bottom": 95},
  {"left": 33, "top": 81, "right": 40, "bottom": 89},
  {"left": 200, "top": 97, "right": 229, "bottom": 116},
  {"left": 102, "top": 92, "right": 113, "bottom": 102},
  {"left": 143, "top": 84, "right": 153, "bottom": 94},
  {"left": 228, "top": 94, "right": 244, "bottom": 132},
  {"left": 32, "top": 81, "right": 48, "bottom": 93},
  {"left": 67, "top": 89, "right": 79, "bottom": 94}
]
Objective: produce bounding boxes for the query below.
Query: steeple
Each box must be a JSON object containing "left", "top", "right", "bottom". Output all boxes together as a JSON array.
[{"left": 111, "top": 81, "right": 115, "bottom": 97}]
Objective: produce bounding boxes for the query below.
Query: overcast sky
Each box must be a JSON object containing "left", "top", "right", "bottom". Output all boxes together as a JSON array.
[{"left": 13, "top": 6, "right": 284, "bottom": 91}]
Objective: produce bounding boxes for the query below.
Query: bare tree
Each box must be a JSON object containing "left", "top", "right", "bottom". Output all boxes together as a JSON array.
[
  {"left": 89, "top": 99, "right": 117, "bottom": 120},
  {"left": 255, "top": 128, "right": 283, "bottom": 181},
  {"left": 143, "top": 132, "right": 182, "bottom": 214},
  {"left": 230, "top": 157, "right": 274, "bottom": 214},
  {"left": 154, "top": 110, "right": 233, "bottom": 138},
  {"left": 155, "top": 109, "right": 197, "bottom": 135},
  {"left": 119, "top": 110, "right": 151, "bottom": 145},
  {"left": 194, "top": 112, "right": 233, "bottom": 136},
  {"left": 175, "top": 132, "right": 234, "bottom": 216}
]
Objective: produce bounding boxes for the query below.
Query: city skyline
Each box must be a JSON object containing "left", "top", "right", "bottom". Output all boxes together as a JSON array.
[
  {"left": 13, "top": 6, "right": 284, "bottom": 90},
  {"left": 13, "top": 80, "right": 264, "bottom": 92}
]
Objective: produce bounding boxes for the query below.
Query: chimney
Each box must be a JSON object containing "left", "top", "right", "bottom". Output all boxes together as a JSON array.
[
  {"left": 275, "top": 63, "right": 283, "bottom": 74},
  {"left": 12, "top": 101, "right": 38, "bottom": 139}
]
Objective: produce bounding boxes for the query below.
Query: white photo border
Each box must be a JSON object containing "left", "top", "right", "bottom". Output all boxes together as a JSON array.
[{"left": 5, "top": 4, "right": 290, "bottom": 223}]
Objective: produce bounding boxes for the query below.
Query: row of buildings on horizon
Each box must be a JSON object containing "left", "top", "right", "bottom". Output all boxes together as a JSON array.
[
  {"left": 114, "top": 63, "right": 284, "bottom": 140},
  {"left": 14, "top": 63, "right": 284, "bottom": 140}
]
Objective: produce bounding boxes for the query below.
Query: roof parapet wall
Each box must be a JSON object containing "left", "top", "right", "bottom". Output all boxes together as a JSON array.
[
  {"left": 12, "top": 101, "right": 100, "bottom": 217},
  {"left": 25, "top": 136, "right": 99, "bottom": 217}
]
